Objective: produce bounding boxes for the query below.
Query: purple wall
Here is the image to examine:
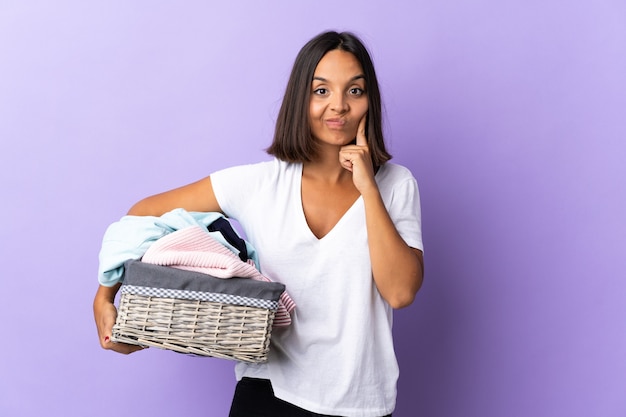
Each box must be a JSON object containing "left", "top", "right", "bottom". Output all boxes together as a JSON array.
[{"left": 1, "top": 1, "right": 625, "bottom": 416}]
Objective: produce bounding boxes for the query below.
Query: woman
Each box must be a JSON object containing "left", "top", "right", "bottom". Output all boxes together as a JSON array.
[{"left": 94, "top": 30, "right": 424, "bottom": 417}]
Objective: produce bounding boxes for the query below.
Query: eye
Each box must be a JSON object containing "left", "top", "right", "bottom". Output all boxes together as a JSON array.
[
  {"left": 349, "top": 87, "right": 365, "bottom": 96},
  {"left": 313, "top": 88, "right": 328, "bottom": 95}
]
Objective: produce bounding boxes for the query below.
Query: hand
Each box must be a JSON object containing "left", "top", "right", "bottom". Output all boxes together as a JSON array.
[
  {"left": 339, "top": 113, "right": 377, "bottom": 194},
  {"left": 94, "top": 285, "right": 146, "bottom": 354}
]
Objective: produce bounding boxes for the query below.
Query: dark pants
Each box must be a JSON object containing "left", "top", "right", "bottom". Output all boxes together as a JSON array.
[{"left": 228, "top": 377, "right": 392, "bottom": 417}]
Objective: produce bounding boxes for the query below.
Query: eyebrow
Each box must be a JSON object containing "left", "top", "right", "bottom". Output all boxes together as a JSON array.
[{"left": 312, "top": 74, "right": 365, "bottom": 82}]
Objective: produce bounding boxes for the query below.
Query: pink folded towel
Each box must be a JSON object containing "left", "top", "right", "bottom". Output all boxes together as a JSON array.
[{"left": 141, "top": 225, "right": 295, "bottom": 326}]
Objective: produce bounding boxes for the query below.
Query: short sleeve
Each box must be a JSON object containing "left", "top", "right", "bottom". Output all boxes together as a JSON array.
[
  {"left": 379, "top": 165, "right": 424, "bottom": 252},
  {"left": 392, "top": 178, "right": 423, "bottom": 251},
  {"left": 210, "top": 159, "right": 277, "bottom": 221}
]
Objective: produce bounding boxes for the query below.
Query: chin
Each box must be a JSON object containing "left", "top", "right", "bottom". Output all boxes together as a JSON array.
[
  {"left": 330, "top": 133, "right": 357, "bottom": 145},
  {"left": 328, "top": 138, "right": 355, "bottom": 147},
  {"left": 313, "top": 130, "right": 357, "bottom": 147}
]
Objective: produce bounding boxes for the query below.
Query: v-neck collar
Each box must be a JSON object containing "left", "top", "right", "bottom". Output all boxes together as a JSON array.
[{"left": 295, "top": 163, "right": 364, "bottom": 242}]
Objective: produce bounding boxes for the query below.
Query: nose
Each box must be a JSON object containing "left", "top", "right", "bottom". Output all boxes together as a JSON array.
[{"left": 330, "top": 93, "right": 348, "bottom": 113}]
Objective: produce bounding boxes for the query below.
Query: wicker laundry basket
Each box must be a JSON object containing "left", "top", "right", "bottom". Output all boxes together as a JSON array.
[{"left": 112, "top": 260, "right": 285, "bottom": 363}]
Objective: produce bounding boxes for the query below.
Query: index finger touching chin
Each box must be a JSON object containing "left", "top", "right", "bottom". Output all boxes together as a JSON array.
[{"left": 356, "top": 114, "right": 368, "bottom": 146}]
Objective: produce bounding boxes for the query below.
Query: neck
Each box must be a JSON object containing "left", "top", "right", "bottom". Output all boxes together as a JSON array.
[{"left": 303, "top": 145, "right": 350, "bottom": 184}]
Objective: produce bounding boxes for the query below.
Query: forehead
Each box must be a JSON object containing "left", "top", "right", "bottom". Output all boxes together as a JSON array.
[{"left": 313, "top": 49, "right": 364, "bottom": 79}]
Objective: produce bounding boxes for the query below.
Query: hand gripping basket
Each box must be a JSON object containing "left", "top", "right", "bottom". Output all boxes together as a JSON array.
[{"left": 112, "top": 260, "right": 285, "bottom": 362}]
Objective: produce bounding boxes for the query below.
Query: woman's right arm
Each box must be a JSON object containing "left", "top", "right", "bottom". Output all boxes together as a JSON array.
[
  {"left": 127, "top": 175, "right": 222, "bottom": 216},
  {"left": 94, "top": 175, "right": 222, "bottom": 353}
]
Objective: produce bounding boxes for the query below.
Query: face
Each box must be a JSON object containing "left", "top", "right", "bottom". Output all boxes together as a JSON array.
[{"left": 309, "top": 49, "right": 369, "bottom": 148}]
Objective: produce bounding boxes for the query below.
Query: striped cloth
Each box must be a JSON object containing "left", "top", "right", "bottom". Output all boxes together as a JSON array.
[{"left": 141, "top": 225, "right": 295, "bottom": 326}]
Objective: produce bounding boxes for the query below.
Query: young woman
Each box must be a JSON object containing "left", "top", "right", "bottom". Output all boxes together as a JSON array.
[{"left": 94, "top": 30, "right": 424, "bottom": 417}]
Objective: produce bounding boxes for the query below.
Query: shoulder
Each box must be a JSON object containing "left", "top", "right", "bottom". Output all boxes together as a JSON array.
[
  {"left": 211, "top": 158, "right": 301, "bottom": 192},
  {"left": 375, "top": 162, "right": 418, "bottom": 186},
  {"left": 212, "top": 158, "right": 285, "bottom": 179},
  {"left": 248, "top": 158, "right": 301, "bottom": 183},
  {"left": 375, "top": 162, "right": 421, "bottom": 209},
  {"left": 210, "top": 158, "right": 301, "bottom": 219},
  {"left": 223, "top": 158, "right": 299, "bottom": 173}
]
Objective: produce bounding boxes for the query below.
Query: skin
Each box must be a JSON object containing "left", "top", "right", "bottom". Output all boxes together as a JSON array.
[
  {"left": 302, "top": 50, "right": 423, "bottom": 308},
  {"left": 93, "top": 49, "right": 423, "bottom": 354}
]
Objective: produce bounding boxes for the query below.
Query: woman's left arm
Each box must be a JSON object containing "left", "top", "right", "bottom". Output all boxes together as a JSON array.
[
  {"left": 360, "top": 189, "right": 424, "bottom": 309},
  {"left": 340, "top": 116, "right": 424, "bottom": 309}
]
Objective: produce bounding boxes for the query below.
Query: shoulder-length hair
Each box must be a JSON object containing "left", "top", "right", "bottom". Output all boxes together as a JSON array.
[{"left": 266, "top": 31, "right": 391, "bottom": 167}]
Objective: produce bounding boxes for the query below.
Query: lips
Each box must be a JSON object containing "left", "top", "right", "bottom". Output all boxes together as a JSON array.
[{"left": 325, "top": 118, "right": 347, "bottom": 129}]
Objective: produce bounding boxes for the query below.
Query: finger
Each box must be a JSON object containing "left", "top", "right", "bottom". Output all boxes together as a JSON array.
[
  {"left": 97, "top": 305, "right": 146, "bottom": 354},
  {"left": 339, "top": 152, "right": 354, "bottom": 172},
  {"left": 114, "top": 342, "right": 147, "bottom": 354},
  {"left": 98, "top": 314, "right": 116, "bottom": 348},
  {"left": 104, "top": 336, "right": 147, "bottom": 354},
  {"left": 355, "top": 113, "right": 368, "bottom": 147}
]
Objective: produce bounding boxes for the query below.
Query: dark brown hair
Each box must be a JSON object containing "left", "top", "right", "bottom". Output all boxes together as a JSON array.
[{"left": 266, "top": 31, "right": 391, "bottom": 166}]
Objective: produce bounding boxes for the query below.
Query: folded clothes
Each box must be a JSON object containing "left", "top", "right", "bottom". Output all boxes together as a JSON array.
[
  {"left": 141, "top": 225, "right": 295, "bottom": 326},
  {"left": 122, "top": 260, "right": 286, "bottom": 311}
]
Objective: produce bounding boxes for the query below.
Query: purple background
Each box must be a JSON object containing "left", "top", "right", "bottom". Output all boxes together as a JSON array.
[{"left": 1, "top": 1, "right": 625, "bottom": 416}]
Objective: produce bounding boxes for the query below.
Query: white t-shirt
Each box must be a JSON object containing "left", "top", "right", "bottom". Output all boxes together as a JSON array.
[{"left": 211, "top": 158, "right": 423, "bottom": 417}]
